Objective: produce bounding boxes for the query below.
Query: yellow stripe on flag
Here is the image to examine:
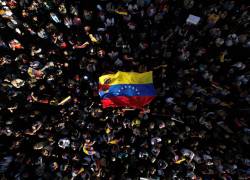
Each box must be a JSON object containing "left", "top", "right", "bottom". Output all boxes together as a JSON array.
[{"left": 99, "top": 71, "right": 153, "bottom": 85}]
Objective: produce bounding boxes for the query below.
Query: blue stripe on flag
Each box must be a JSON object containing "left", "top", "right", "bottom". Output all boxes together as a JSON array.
[{"left": 99, "top": 84, "right": 156, "bottom": 98}]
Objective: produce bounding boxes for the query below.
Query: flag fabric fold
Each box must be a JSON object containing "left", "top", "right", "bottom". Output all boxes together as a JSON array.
[{"left": 99, "top": 71, "right": 156, "bottom": 109}]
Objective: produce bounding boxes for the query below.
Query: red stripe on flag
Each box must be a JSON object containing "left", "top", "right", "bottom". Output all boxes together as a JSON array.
[{"left": 101, "top": 96, "right": 155, "bottom": 109}]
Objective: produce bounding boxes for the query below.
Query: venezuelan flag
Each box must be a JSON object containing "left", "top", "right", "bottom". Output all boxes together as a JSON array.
[{"left": 99, "top": 71, "right": 156, "bottom": 109}]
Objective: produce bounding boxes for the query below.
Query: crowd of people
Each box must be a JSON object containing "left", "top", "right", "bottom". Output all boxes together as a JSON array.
[{"left": 0, "top": 0, "right": 250, "bottom": 179}]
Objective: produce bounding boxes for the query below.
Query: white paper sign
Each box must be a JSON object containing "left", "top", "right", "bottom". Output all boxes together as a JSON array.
[{"left": 186, "top": 14, "right": 201, "bottom": 25}]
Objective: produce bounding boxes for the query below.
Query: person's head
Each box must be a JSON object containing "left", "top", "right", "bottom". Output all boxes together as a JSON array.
[
  {"left": 42, "top": 149, "right": 49, "bottom": 156},
  {"left": 84, "top": 26, "right": 91, "bottom": 33},
  {"left": 22, "top": 9, "right": 28, "bottom": 17}
]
